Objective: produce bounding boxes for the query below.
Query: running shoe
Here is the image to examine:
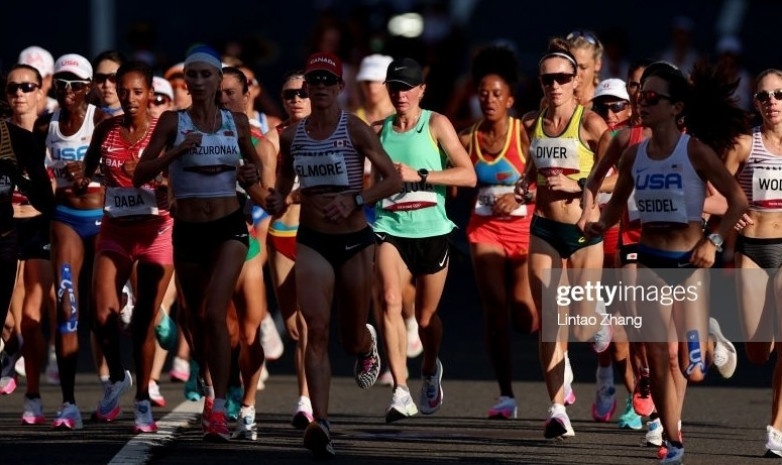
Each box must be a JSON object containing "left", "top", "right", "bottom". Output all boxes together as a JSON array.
[
  {"left": 564, "top": 355, "right": 576, "bottom": 406},
  {"left": 257, "top": 363, "right": 269, "bottom": 390},
  {"left": 21, "top": 396, "right": 46, "bottom": 425},
  {"left": 659, "top": 441, "right": 684, "bottom": 464},
  {"left": 645, "top": 418, "right": 663, "bottom": 447},
  {"left": 304, "top": 419, "right": 336, "bottom": 459},
  {"left": 233, "top": 405, "right": 257, "bottom": 441},
  {"left": 133, "top": 400, "right": 158, "bottom": 433},
  {"left": 15, "top": 355, "right": 26, "bottom": 377},
  {"left": 591, "top": 323, "right": 613, "bottom": 353},
  {"left": 148, "top": 380, "right": 166, "bottom": 407},
  {"left": 657, "top": 427, "right": 683, "bottom": 460},
  {"left": 120, "top": 283, "right": 134, "bottom": 333},
  {"left": 52, "top": 402, "right": 83, "bottom": 430},
  {"left": 766, "top": 425, "right": 782, "bottom": 457},
  {"left": 378, "top": 368, "right": 394, "bottom": 386},
  {"left": 354, "top": 324, "right": 380, "bottom": 389},
  {"left": 154, "top": 310, "right": 178, "bottom": 352},
  {"left": 45, "top": 345, "right": 59, "bottom": 385},
  {"left": 591, "top": 384, "right": 617, "bottom": 422},
  {"left": 169, "top": 356, "right": 190, "bottom": 383},
  {"left": 709, "top": 317, "right": 737, "bottom": 379},
  {"left": 406, "top": 318, "right": 423, "bottom": 358},
  {"left": 184, "top": 360, "right": 202, "bottom": 401},
  {"left": 544, "top": 403, "right": 575, "bottom": 439},
  {"left": 633, "top": 370, "right": 654, "bottom": 416},
  {"left": 419, "top": 358, "right": 444, "bottom": 414},
  {"left": 261, "top": 313, "right": 284, "bottom": 361},
  {"left": 386, "top": 386, "right": 419, "bottom": 423},
  {"left": 292, "top": 396, "right": 314, "bottom": 430},
  {"left": 94, "top": 370, "right": 132, "bottom": 422},
  {"left": 488, "top": 396, "right": 517, "bottom": 419},
  {"left": 201, "top": 396, "right": 214, "bottom": 430},
  {"left": 617, "top": 396, "right": 643, "bottom": 430},
  {"left": 0, "top": 375, "right": 17, "bottom": 395},
  {"left": 204, "top": 409, "right": 230, "bottom": 442},
  {"left": 226, "top": 384, "right": 243, "bottom": 421}
]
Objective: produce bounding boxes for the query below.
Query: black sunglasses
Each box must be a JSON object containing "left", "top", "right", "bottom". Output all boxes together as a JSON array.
[
  {"left": 5, "top": 82, "right": 39, "bottom": 94},
  {"left": 282, "top": 88, "right": 309, "bottom": 100},
  {"left": 754, "top": 89, "right": 782, "bottom": 103},
  {"left": 95, "top": 72, "right": 117, "bottom": 84},
  {"left": 566, "top": 30, "right": 601, "bottom": 47},
  {"left": 594, "top": 101, "right": 630, "bottom": 114},
  {"left": 540, "top": 73, "right": 575, "bottom": 86},
  {"left": 638, "top": 90, "right": 672, "bottom": 106},
  {"left": 54, "top": 78, "right": 90, "bottom": 92},
  {"left": 305, "top": 73, "right": 340, "bottom": 87},
  {"left": 151, "top": 94, "right": 170, "bottom": 106}
]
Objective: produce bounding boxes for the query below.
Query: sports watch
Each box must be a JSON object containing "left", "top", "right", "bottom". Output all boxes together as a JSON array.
[
  {"left": 418, "top": 168, "right": 429, "bottom": 184},
  {"left": 706, "top": 233, "right": 724, "bottom": 252}
]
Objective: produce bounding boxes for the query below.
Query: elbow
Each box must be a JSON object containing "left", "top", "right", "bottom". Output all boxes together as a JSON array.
[{"left": 464, "top": 170, "right": 477, "bottom": 188}]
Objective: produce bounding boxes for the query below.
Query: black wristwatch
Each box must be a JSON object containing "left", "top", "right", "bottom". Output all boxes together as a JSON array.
[
  {"left": 418, "top": 168, "right": 429, "bottom": 184},
  {"left": 577, "top": 178, "right": 588, "bottom": 191},
  {"left": 353, "top": 193, "right": 365, "bottom": 208}
]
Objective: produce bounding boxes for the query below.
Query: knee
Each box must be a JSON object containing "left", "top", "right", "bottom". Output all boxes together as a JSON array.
[
  {"left": 241, "top": 325, "right": 260, "bottom": 347},
  {"left": 418, "top": 311, "right": 438, "bottom": 330},
  {"left": 305, "top": 322, "right": 329, "bottom": 350},
  {"left": 381, "top": 289, "right": 402, "bottom": 313}
]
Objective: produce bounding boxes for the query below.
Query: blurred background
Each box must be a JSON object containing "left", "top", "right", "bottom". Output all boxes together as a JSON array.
[{"left": 2, "top": 0, "right": 778, "bottom": 127}]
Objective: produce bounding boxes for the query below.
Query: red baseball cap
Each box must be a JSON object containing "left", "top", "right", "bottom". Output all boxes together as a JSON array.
[{"left": 305, "top": 52, "right": 342, "bottom": 78}]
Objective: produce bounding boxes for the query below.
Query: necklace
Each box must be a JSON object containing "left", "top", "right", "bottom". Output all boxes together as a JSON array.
[{"left": 124, "top": 120, "right": 150, "bottom": 146}]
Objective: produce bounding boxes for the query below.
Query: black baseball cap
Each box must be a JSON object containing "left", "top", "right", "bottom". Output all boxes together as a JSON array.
[{"left": 385, "top": 58, "right": 424, "bottom": 87}]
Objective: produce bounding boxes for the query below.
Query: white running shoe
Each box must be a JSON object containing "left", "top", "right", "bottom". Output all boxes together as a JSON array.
[
  {"left": 52, "top": 402, "right": 83, "bottom": 430},
  {"left": 709, "top": 317, "right": 737, "bottom": 379},
  {"left": 766, "top": 425, "right": 782, "bottom": 457},
  {"left": 378, "top": 369, "right": 394, "bottom": 386},
  {"left": 386, "top": 386, "right": 419, "bottom": 423},
  {"left": 133, "top": 400, "right": 158, "bottom": 433},
  {"left": 233, "top": 405, "right": 258, "bottom": 440},
  {"left": 148, "top": 380, "right": 166, "bottom": 407},
  {"left": 591, "top": 300, "right": 613, "bottom": 353},
  {"left": 419, "top": 358, "right": 444, "bottom": 414},
  {"left": 292, "top": 396, "right": 314, "bottom": 430},
  {"left": 261, "top": 313, "right": 284, "bottom": 361},
  {"left": 488, "top": 396, "right": 517, "bottom": 419},
  {"left": 257, "top": 363, "right": 269, "bottom": 390},
  {"left": 22, "top": 396, "right": 46, "bottom": 425},
  {"left": 169, "top": 356, "right": 190, "bottom": 383},
  {"left": 15, "top": 356, "right": 25, "bottom": 378},
  {"left": 45, "top": 346, "right": 59, "bottom": 385},
  {"left": 645, "top": 418, "right": 664, "bottom": 447},
  {"left": 564, "top": 353, "right": 576, "bottom": 406},
  {"left": 405, "top": 318, "right": 423, "bottom": 358},
  {"left": 120, "top": 283, "right": 134, "bottom": 332},
  {"left": 544, "top": 403, "right": 575, "bottom": 438}
]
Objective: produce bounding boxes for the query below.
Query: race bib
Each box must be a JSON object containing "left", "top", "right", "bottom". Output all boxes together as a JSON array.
[
  {"left": 294, "top": 153, "right": 349, "bottom": 190},
  {"left": 474, "top": 185, "right": 527, "bottom": 217},
  {"left": 530, "top": 137, "right": 580, "bottom": 177},
  {"left": 104, "top": 186, "right": 159, "bottom": 217},
  {"left": 752, "top": 167, "right": 782, "bottom": 209},
  {"left": 634, "top": 167, "right": 687, "bottom": 224},
  {"left": 381, "top": 181, "right": 437, "bottom": 211}
]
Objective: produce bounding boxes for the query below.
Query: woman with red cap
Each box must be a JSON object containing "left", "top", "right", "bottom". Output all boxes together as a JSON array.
[{"left": 266, "top": 51, "right": 401, "bottom": 459}]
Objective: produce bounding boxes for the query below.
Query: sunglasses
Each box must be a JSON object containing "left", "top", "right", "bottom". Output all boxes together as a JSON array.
[
  {"left": 54, "top": 78, "right": 90, "bottom": 92},
  {"left": 754, "top": 89, "right": 782, "bottom": 103},
  {"left": 638, "top": 90, "right": 672, "bottom": 106},
  {"left": 594, "top": 101, "right": 630, "bottom": 114},
  {"left": 305, "top": 73, "right": 340, "bottom": 87},
  {"left": 627, "top": 81, "right": 641, "bottom": 91},
  {"left": 282, "top": 88, "right": 308, "bottom": 100},
  {"left": 94, "top": 72, "right": 117, "bottom": 84},
  {"left": 566, "top": 30, "right": 600, "bottom": 47},
  {"left": 5, "top": 82, "right": 39, "bottom": 94},
  {"left": 540, "top": 73, "right": 575, "bottom": 86},
  {"left": 151, "top": 94, "right": 170, "bottom": 106}
]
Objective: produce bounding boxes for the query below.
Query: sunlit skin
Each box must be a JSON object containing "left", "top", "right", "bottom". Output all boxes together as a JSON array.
[
  {"left": 117, "top": 72, "right": 153, "bottom": 118},
  {"left": 638, "top": 77, "right": 679, "bottom": 129},
  {"left": 755, "top": 75, "right": 782, "bottom": 126},
  {"left": 360, "top": 81, "right": 387, "bottom": 107},
  {"left": 95, "top": 59, "right": 120, "bottom": 109},
  {"left": 170, "top": 78, "right": 191, "bottom": 110},
  {"left": 594, "top": 99, "right": 631, "bottom": 129},
  {"left": 282, "top": 77, "right": 311, "bottom": 122},
  {"left": 539, "top": 57, "right": 580, "bottom": 110}
]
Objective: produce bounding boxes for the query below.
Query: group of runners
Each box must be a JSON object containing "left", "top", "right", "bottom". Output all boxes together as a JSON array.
[{"left": 0, "top": 28, "right": 780, "bottom": 465}]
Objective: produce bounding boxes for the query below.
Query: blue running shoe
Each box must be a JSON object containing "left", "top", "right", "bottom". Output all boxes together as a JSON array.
[
  {"left": 227, "top": 384, "right": 243, "bottom": 421},
  {"left": 185, "top": 360, "right": 202, "bottom": 401},
  {"left": 617, "top": 396, "right": 642, "bottom": 430},
  {"left": 154, "top": 310, "right": 178, "bottom": 351}
]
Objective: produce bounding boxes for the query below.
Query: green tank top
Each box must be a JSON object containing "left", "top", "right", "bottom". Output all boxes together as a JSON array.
[{"left": 374, "top": 110, "right": 455, "bottom": 238}]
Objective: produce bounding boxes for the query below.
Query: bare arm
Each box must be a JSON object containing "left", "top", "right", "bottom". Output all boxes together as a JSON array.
[
  {"left": 584, "top": 145, "right": 638, "bottom": 238},
  {"left": 416, "top": 112, "right": 476, "bottom": 187},
  {"left": 133, "top": 111, "right": 192, "bottom": 187},
  {"left": 233, "top": 112, "right": 269, "bottom": 207},
  {"left": 348, "top": 115, "right": 402, "bottom": 204}
]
